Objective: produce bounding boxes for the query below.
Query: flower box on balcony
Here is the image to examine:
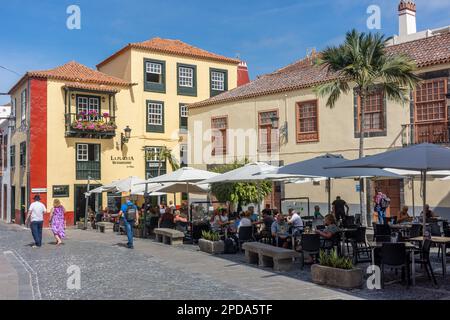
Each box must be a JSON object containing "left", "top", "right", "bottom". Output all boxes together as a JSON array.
[{"left": 66, "top": 111, "right": 117, "bottom": 138}]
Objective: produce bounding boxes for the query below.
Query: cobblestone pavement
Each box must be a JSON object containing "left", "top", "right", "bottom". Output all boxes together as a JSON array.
[{"left": 1, "top": 222, "right": 449, "bottom": 300}]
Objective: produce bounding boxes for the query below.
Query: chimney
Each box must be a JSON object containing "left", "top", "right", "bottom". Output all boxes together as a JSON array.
[
  {"left": 237, "top": 61, "right": 250, "bottom": 87},
  {"left": 398, "top": 0, "right": 417, "bottom": 37}
]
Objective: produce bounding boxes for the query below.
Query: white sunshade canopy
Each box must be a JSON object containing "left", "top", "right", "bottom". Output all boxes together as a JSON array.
[
  {"left": 143, "top": 167, "right": 219, "bottom": 184},
  {"left": 199, "top": 162, "right": 306, "bottom": 184},
  {"left": 86, "top": 176, "right": 149, "bottom": 196},
  {"left": 151, "top": 183, "right": 209, "bottom": 195}
]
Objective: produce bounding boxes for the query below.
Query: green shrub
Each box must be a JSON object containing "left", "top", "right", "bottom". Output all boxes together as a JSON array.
[
  {"left": 201, "top": 230, "right": 221, "bottom": 242},
  {"left": 319, "top": 249, "right": 354, "bottom": 270}
]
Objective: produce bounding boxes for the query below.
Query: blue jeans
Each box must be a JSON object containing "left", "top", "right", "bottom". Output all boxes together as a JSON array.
[
  {"left": 30, "top": 221, "right": 43, "bottom": 247},
  {"left": 377, "top": 208, "right": 386, "bottom": 224},
  {"left": 123, "top": 219, "right": 135, "bottom": 247}
]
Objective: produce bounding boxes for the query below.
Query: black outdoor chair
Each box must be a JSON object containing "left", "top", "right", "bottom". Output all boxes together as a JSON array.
[
  {"left": 315, "top": 225, "right": 325, "bottom": 231},
  {"left": 351, "top": 227, "right": 372, "bottom": 264},
  {"left": 342, "top": 216, "right": 355, "bottom": 228},
  {"left": 238, "top": 226, "right": 254, "bottom": 252},
  {"left": 298, "top": 234, "right": 321, "bottom": 269},
  {"left": 380, "top": 242, "right": 410, "bottom": 288},
  {"left": 376, "top": 235, "right": 392, "bottom": 243},
  {"left": 374, "top": 224, "right": 391, "bottom": 242},
  {"left": 415, "top": 239, "right": 437, "bottom": 286},
  {"left": 405, "top": 224, "right": 422, "bottom": 240},
  {"left": 321, "top": 232, "right": 342, "bottom": 256},
  {"left": 354, "top": 214, "right": 362, "bottom": 226}
]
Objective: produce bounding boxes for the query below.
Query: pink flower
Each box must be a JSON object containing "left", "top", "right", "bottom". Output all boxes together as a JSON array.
[
  {"left": 87, "top": 123, "right": 95, "bottom": 130},
  {"left": 76, "top": 123, "right": 83, "bottom": 130},
  {"left": 103, "top": 112, "right": 109, "bottom": 118}
]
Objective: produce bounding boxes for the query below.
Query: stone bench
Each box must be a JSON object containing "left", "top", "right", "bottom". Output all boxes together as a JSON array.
[
  {"left": 242, "top": 242, "right": 300, "bottom": 272},
  {"left": 154, "top": 228, "right": 185, "bottom": 245},
  {"left": 96, "top": 222, "right": 114, "bottom": 233}
]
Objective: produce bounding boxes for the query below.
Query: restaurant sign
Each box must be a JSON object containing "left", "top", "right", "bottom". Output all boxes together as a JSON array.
[{"left": 111, "top": 156, "right": 135, "bottom": 168}]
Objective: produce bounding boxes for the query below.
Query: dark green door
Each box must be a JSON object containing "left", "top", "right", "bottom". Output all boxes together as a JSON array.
[
  {"left": 20, "top": 187, "right": 26, "bottom": 225},
  {"left": 11, "top": 186, "right": 15, "bottom": 223}
]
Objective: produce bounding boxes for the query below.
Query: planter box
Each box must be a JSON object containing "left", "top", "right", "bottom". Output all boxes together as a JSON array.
[
  {"left": 198, "top": 239, "right": 224, "bottom": 254},
  {"left": 311, "top": 264, "right": 363, "bottom": 289}
]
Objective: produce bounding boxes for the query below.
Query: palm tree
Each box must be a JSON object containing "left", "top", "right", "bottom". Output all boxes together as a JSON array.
[
  {"left": 314, "top": 29, "right": 421, "bottom": 225},
  {"left": 146, "top": 146, "right": 180, "bottom": 177}
]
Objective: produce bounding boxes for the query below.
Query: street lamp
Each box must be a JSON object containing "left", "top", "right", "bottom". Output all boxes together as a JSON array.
[{"left": 121, "top": 125, "right": 132, "bottom": 150}]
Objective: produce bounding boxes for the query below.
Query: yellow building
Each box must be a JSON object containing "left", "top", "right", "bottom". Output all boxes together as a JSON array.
[
  {"left": 189, "top": 5, "right": 450, "bottom": 220},
  {"left": 7, "top": 38, "right": 246, "bottom": 226}
]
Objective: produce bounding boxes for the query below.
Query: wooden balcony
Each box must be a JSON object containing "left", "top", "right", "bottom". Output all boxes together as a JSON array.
[
  {"left": 65, "top": 113, "right": 116, "bottom": 139},
  {"left": 401, "top": 122, "right": 450, "bottom": 146}
]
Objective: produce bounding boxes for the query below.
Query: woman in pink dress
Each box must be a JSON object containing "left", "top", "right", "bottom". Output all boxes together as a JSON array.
[{"left": 49, "top": 199, "right": 66, "bottom": 246}]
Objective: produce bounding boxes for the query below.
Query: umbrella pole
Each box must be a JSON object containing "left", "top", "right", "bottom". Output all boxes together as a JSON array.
[
  {"left": 327, "top": 178, "right": 331, "bottom": 214},
  {"left": 411, "top": 177, "right": 415, "bottom": 217},
  {"left": 422, "top": 170, "right": 427, "bottom": 237}
]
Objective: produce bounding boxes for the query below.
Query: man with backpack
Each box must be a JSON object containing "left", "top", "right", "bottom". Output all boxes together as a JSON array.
[
  {"left": 119, "top": 196, "right": 139, "bottom": 249},
  {"left": 374, "top": 188, "right": 390, "bottom": 225}
]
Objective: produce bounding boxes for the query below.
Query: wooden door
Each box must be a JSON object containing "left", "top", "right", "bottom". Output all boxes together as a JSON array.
[{"left": 374, "top": 179, "right": 401, "bottom": 218}]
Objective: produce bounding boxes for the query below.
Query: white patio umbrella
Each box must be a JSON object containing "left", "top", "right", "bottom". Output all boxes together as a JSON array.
[
  {"left": 199, "top": 162, "right": 304, "bottom": 184},
  {"left": 151, "top": 183, "right": 209, "bottom": 195},
  {"left": 328, "top": 143, "right": 450, "bottom": 235},
  {"left": 86, "top": 176, "right": 149, "bottom": 196}
]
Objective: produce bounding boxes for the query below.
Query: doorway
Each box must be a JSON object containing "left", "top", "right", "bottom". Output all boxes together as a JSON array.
[
  {"left": 74, "top": 185, "right": 102, "bottom": 224},
  {"left": 20, "top": 187, "right": 26, "bottom": 225},
  {"left": 374, "top": 179, "right": 402, "bottom": 219},
  {"left": 11, "top": 186, "right": 15, "bottom": 223}
]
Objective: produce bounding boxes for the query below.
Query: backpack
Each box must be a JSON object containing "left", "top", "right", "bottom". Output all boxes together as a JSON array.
[
  {"left": 125, "top": 204, "right": 137, "bottom": 221},
  {"left": 224, "top": 236, "right": 238, "bottom": 254},
  {"left": 380, "top": 195, "right": 390, "bottom": 209}
]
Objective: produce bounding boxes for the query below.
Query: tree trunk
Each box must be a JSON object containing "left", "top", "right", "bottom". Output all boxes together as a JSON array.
[{"left": 359, "top": 92, "right": 367, "bottom": 227}]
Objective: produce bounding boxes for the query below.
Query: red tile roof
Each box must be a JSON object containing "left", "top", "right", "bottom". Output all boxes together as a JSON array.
[
  {"left": 190, "top": 32, "right": 450, "bottom": 109},
  {"left": 9, "top": 61, "right": 131, "bottom": 94},
  {"left": 97, "top": 37, "right": 240, "bottom": 68}
]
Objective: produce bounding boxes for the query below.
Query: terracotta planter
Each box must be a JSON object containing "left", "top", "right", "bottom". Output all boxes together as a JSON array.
[
  {"left": 311, "top": 264, "right": 363, "bottom": 289},
  {"left": 198, "top": 238, "right": 224, "bottom": 254}
]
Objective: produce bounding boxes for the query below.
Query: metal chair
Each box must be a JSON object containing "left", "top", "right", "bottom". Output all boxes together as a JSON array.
[
  {"left": 414, "top": 239, "right": 437, "bottom": 286},
  {"left": 298, "top": 234, "right": 321, "bottom": 269},
  {"left": 374, "top": 224, "right": 391, "bottom": 242},
  {"left": 351, "top": 227, "right": 372, "bottom": 264},
  {"left": 380, "top": 243, "right": 410, "bottom": 288}
]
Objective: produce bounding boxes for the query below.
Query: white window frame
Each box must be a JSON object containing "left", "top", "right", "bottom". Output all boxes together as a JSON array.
[
  {"left": 211, "top": 71, "right": 225, "bottom": 91},
  {"left": 21, "top": 89, "right": 27, "bottom": 121},
  {"left": 147, "top": 102, "right": 163, "bottom": 126},
  {"left": 180, "top": 105, "right": 189, "bottom": 118},
  {"left": 146, "top": 62, "right": 162, "bottom": 83},
  {"left": 77, "top": 144, "right": 88, "bottom": 162},
  {"left": 179, "top": 67, "right": 194, "bottom": 88}
]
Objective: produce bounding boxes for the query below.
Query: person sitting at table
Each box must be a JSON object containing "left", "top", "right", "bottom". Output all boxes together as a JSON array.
[
  {"left": 238, "top": 211, "right": 252, "bottom": 231},
  {"left": 159, "top": 208, "right": 175, "bottom": 229},
  {"left": 313, "top": 205, "right": 324, "bottom": 220},
  {"left": 315, "top": 214, "right": 340, "bottom": 240},
  {"left": 398, "top": 206, "right": 413, "bottom": 224},
  {"left": 262, "top": 204, "right": 272, "bottom": 216},
  {"left": 420, "top": 204, "right": 437, "bottom": 220},
  {"left": 173, "top": 210, "right": 188, "bottom": 232},
  {"left": 255, "top": 209, "right": 274, "bottom": 241},
  {"left": 248, "top": 206, "right": 258, "bottom": 222},
  {"left": 271, "top": 213, "right": 290, "bottom": 248},
  {"left": 287, "top": 208, "right": 304, "bottom": 237},
  {"left": 231, "top": 212, "right": 243, "bottom": 233}
]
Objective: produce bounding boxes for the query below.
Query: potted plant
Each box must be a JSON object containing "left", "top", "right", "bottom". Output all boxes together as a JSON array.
[
  {"left": 311, "top": 249, "right": 363, "bottom": 289},
  {"left": 198, "top": 230, "right": 224, "bottom": 254}
]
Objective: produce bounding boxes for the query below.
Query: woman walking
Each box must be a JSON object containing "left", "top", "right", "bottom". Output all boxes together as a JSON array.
[{"left": 49, "top": 199, "right": 66, "bottom": 246}]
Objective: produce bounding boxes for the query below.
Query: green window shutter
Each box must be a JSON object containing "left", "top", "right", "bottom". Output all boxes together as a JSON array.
[
  {"left": 143, "top": 58, "right": 166, "bottom": 93},
  {"left": 210, "top": 68, "right": 228, "bottom": 97},
  {"left": 146, "top": 100, "right": 165, "bottom": 133},
  {"left": 177, "top": 63, "right": 197, "bottom": 97}
]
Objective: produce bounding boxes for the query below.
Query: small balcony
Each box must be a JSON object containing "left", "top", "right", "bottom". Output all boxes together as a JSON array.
[
  {"left": 65, "top": 112, "right": 117, "bottom": 139},
  {"left": 401, "top": 122, "right": 450, "bottom": 146}
]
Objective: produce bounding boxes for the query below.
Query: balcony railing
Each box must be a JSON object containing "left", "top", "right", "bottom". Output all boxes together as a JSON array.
[
  {"left": 65, "top": 113, "right": 117, "bottom": 139},
  {"left": 401, "top": 122, "right": 450, "bottom": 146}
]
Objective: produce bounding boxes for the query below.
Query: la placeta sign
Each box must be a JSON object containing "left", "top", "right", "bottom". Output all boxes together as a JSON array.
[{"left": 111, "top": 155, "right": 135, "bottom": 168}]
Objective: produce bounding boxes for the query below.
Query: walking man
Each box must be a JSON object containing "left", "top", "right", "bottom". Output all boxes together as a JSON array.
[
  {"left": 332, "top": 196, "right": 349, "bottom": 223},
  {"left": 374, "top": 188, "right": 390, "bottom": 224},
  {"left": 119, "top": 196, "right": 139, "bottom": 249},
  {"left": 26, "top": 195, "right": 47, "bottom": 248}
]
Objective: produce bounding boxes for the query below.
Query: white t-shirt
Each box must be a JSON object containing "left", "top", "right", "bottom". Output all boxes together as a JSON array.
[
  {"left": 29, "top": 201, "right": 47, "bottom": 222},
  {"left": 290, "top": 212, "right": 304, "bottom": 229},
  {"left": 238, "top": 217, "right": 252, "bottom": 229}
]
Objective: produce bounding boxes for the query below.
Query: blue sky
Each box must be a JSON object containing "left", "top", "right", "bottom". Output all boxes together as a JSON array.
[{"left": 1, "top": 0, "right": 449, "bottom": 104}]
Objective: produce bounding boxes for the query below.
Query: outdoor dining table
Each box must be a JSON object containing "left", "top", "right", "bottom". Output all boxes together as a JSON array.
[
  {"left": 409, "top": 236, "right": 450, "bottom": 278},
  {"left": 367, "top": 241, "right": 418, "bottom": 286}
]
